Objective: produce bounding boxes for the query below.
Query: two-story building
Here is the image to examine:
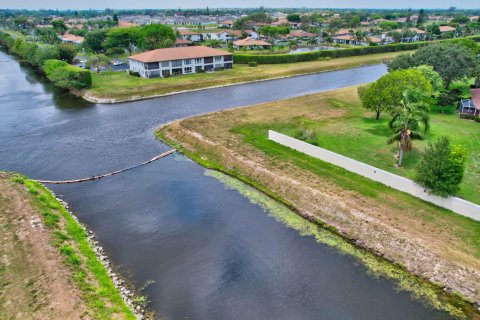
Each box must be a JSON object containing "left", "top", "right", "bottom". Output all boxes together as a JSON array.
[{"left": 128, "top": 46, "right": 233, "bottom": 78}]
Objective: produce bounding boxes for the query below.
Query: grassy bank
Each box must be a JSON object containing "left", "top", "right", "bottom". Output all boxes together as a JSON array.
[
  {"left": 156, "top": 86, "right": 480, "bottom": 318},
  {"left": 0, "top": 172, "right": 136, "bottom": 319},
  {"left": 84, "top": 51, "right": 406, "bottom": 102}
]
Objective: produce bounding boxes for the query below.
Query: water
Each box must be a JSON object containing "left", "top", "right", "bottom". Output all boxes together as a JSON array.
[
  {"left": 289, "top": 46, "right": 339, "bottom": 54},
  {"left": 0, "top": 51, "right": 451, "bottom": 319}
]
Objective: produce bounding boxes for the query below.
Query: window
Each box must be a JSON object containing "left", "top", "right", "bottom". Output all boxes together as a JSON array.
[
  {"left": 184, "top": 67, "right": 192, "bottom": 73},
  {"left": 224, "top": 55, "right": 233, "bottom": 62},
  {"left": 204, "top": 57, "right": 214, "bottom": 64},
  {"left": 184, "top": 59, "right": 192, "bottom": 65},
  {"left": 161, "top": 61, "right": 170, "bottom": 68},
  {"left": 172, "top": 68, "right": 183, "bottom": 76},
  {"left": 214, "top": 56, "right": 222, "bottom": 62},
  {"left": 172, "top": 60, "right": 183, "bottom": 67},
  {"left": 145, "top": 62, "right": 159, "bottom": 70},
  {"left": 195, "top": 58, "right": 203, "bottom": 64},
  {"left": 224, "top": 63, "right": 233, "bottom": 69}
]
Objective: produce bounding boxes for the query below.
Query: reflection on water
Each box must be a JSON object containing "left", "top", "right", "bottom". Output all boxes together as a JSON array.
[{"left": 289, "top": 46, "right": 339, "bottom": 54}]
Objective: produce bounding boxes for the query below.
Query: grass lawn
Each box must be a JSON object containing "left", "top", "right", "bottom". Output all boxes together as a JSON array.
[
  {"left": 158, "top": 85, "right": 480, "bottom": 315},
  {"left": 84, "top": 51, "right": 408, "bottom": 102},
  {"left": 242, "top": 86, "right": 480, "bottom": 204}
]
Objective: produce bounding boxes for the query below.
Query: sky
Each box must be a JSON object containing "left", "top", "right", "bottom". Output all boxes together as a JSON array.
[{"left": 0, "top": 0, "right": 478, "bottom": 10}]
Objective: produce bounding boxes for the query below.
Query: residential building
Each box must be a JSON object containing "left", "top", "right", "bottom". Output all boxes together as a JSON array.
[
  {"left": 178, "top": 29, "right": 202, "bottom": 42},
  {"left": 439, "top": 26, "right": 456, "bottom": 33},
  {"left": 174, "top": 38, "right": 193, "bottom": 47},
  {"left": 128, "top": 46, "right": 233, "bottom": 78},
  {"left": 233, "top": 38, "right": 272, "bottom": 50},
  {"left": 460, "top": 89, "right": 480, "bottom": 116},
  {"left": 59, "top": 33, "right": 84, "bottom": 45}
]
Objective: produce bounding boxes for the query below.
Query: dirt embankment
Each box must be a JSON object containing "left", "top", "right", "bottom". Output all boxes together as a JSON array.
[
  {"left": 0, "top": 173, "right": 86, "bottom": 319},
  {"left": 157, "top": 91, "right": 480, "bottom": 315}
]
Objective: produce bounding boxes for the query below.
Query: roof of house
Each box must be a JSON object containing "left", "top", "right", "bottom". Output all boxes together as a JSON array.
[
  {"left": 60, "top": 33, "right": 84, "bottom": 43},
  {"left": 220, "top": 20, "right": 234, "bottom": 24},
  {"left": 128, "top": 46, "right": 231, "bottom": 63},
  {"left": 471, "top": 89, "right": 480, "bottom": 109},
  {"left": 288, "top": 30, "right": 317, "bottom": 38},
  {"left": 178, "top": 29, "right": 200, "bottom": 36},
  {"left": 369, "top": 36, "right": 382, "bottom": 43},
  {"left": 333, "top": 35, "right": 355, "bottom": 41},
  {"left": 439, "top": 26, "right": 456, "bottom": 32},
  {"left": 394, "top": 27, "right": 426, "bottom": 34},
  {"left": 233, "top": 38, "right": 271, "bottom": 46},
  {"left": 175, "top": 38, "right": 192, "bottom": 44},
  {"left": 118, "top": 21, "right": 139, "bottom": 27},
  {"left": 335, "top": 28, "right": 351, "bottom": 36}
]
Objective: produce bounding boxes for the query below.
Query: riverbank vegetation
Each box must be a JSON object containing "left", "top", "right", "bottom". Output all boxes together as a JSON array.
[
  {"left": 0, "top": 31, "right": 93, "bottom": 91},
  {"left": 157, "top": 86, "right": 480, "bottom": 317},
  {"left": 0, "top": 172, "right": 136, "bottom": 319}
]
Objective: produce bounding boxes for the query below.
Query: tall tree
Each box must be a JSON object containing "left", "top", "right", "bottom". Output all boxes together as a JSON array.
[
  {"left": 84, "top": 29, "right": 107, "bottom": 53},
  {"left": 417, "top": 9, "right": 427, "bottom": 27},
  {"left": 139, "top": 24, "right": 176, "bottom": 50},
  {"left": 104, "top": 27, "right": 140, "bottom": 54},
  {"left": 52, "top": 20, "right": 67, "bottom": 34},
  {"left": 387, "top": 92, "right": 430, "bottom": 166},
  {"left": 55, "top": 43, "right": 77, "bottom": 63},
  {"left": 388, "top": 43, "right": 478, "bottom": 88},
  {"left": 415, "top": 137, "right": 467, "bottom": 197},
  {"left": 358, "top": 69, "right": 432, "bottom": 120}
]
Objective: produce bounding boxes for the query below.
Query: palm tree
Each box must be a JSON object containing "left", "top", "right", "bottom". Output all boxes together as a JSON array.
[{"left": 387, "top": 93, "right": 430, "bottom": 167}]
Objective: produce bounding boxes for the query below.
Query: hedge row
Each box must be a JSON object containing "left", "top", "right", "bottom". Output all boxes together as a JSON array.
[
  {"left": 233, "top": 35, "right": 480, "bottom": 64},
  {"left": 0, "top": 31, "right": 91, "bottom": 90}
]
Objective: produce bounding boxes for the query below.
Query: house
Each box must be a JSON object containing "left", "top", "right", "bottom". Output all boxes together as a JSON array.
[
  {"left": 178, "top": 29, "right": 202, "bottom": 42},
  {"left": 219, "top": 20, "right": 234, "bottom": 28},
  {"left": 332, "top": 35, "right": 378, "bottom": 46},
  {"left": 59, "top": 33, "right": 84, "bottom": 45},
  {"left": 128, "top": 46, "right": 233, "bottom": 78},
  {"left": 439, "top": 26, "right": 456, "bottom": 33},
  {"left": 460, "top": 89, "right": 480, "bottom": 116},
  {"left": 396, "top": 17, "right": 408, "bottom": 23},
  {"left": 233, "top": 38, "right": 272, "bottom": 50},
  {"left": 272, "top": 18, "right": 300, "bottom": 29},
  {"left": 470, "top": 16, "right": 479, "bottom": 22},
  {"left": 174, "top": 38, "right": 193, "bottom": 47},
  {"left": 287, "top": 30, "right": 318, "bottom": 39},
  {"left": 335, "top": 29, "right": 351, "bottom": 36},
  {"left": 394, "top": 27, "right": 427, "bottom": 42}
]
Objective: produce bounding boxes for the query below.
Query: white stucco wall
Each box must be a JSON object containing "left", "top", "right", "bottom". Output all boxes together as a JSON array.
[{"left": 268, "top": 130, "right": 480, "bottom": 222}]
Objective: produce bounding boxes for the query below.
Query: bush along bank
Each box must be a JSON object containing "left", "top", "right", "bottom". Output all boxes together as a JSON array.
[
  {"left": 10, "top": 174, "right": 150, "bottom": 319},
  {"left": 0, "top": 31, "right": 92, "bottom": 90},
  {"left": 233, "top": 35, "right": 480, "bottom": 64}
]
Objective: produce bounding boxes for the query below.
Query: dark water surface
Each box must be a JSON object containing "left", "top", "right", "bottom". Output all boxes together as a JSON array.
[{"left": 0, "top": 51, "right": 451, "bottom": 319}]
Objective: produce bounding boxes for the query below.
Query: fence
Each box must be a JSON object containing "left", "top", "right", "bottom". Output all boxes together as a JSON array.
[{"left": 268, "top": 130, "right": 480, "bottom": 221}]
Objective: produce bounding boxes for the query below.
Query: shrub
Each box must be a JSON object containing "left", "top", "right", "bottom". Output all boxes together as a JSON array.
[
  {"left": 248, "top": 61, "right": 258, "bottom": 67},
  {"left": 43, "top": 59, "right": 92, "bottom": 89},
  {"left": 33, "top": 45, "right": 59, "bottom": 66},
  {"left": 55, "top": 43, "right": 77, "bottom": 63},
  {"left": 42, "top": 59, "right": 68, "bottom": 75},
  {"left": 295, "top": 128, "right": 318, "bottom": 144},
  {"left": 415, "top": 136, "right": 467, "bottom": 197}
]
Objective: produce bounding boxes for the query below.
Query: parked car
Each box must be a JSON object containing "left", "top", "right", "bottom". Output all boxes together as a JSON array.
[{"left": 112, "top": 60, "right": 123, "bottom": 66}]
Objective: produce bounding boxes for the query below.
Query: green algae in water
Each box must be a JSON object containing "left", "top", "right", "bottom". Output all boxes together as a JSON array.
[{"left": 204, "top": 169, "right": 467, "bottom": 319}]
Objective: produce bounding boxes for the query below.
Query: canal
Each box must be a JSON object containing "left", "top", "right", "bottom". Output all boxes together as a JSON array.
[{"left": 0, "top": 50, "right": 451, "bottom": 319}]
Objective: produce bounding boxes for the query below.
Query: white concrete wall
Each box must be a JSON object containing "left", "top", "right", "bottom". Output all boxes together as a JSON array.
[{"left": 268, "top": 130, "right": 480, "bottom": 222}]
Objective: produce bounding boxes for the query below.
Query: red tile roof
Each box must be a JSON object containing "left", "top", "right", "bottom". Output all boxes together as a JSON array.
[
  {"left": 60, "top": 33, "right": 84, "bottom": 43},
  {"left": 178, "top": 29, "right": 200, "bottom": 36},
  {"left": 118, "top": 21, "right": 138, "bottom": 28},
  {"left": 233, "top": 38, "right": 271, "bottom": 47},
  {"left": 288, "top": 30, "right": 317, "bottom": 38},
  {"left": 471, "top": 89, "right": 480, "bottom": 110},
  {"left": 128, "top": 46, "right": 231, "bottom": 63},
  {"left": 439, "top": 26, "right": 456, "bottom": 32},
  {"left": 175, "top": 38, "right": 192, "bottom": 44}
]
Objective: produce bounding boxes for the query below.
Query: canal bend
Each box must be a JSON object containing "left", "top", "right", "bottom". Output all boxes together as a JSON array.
[{"left": 0, "top": 51, "right": 451, "bottom": 320}]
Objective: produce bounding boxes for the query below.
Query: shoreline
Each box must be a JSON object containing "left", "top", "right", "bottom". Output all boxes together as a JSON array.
[
  {"left": 156, "top": 104, "right": 480, "bottom": 319},
  {"left": 81, "top": 62, "right": 386, "bottom": 104},
  {"left": 3, "top": 173, "right": 152, "bottom": 319}
]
